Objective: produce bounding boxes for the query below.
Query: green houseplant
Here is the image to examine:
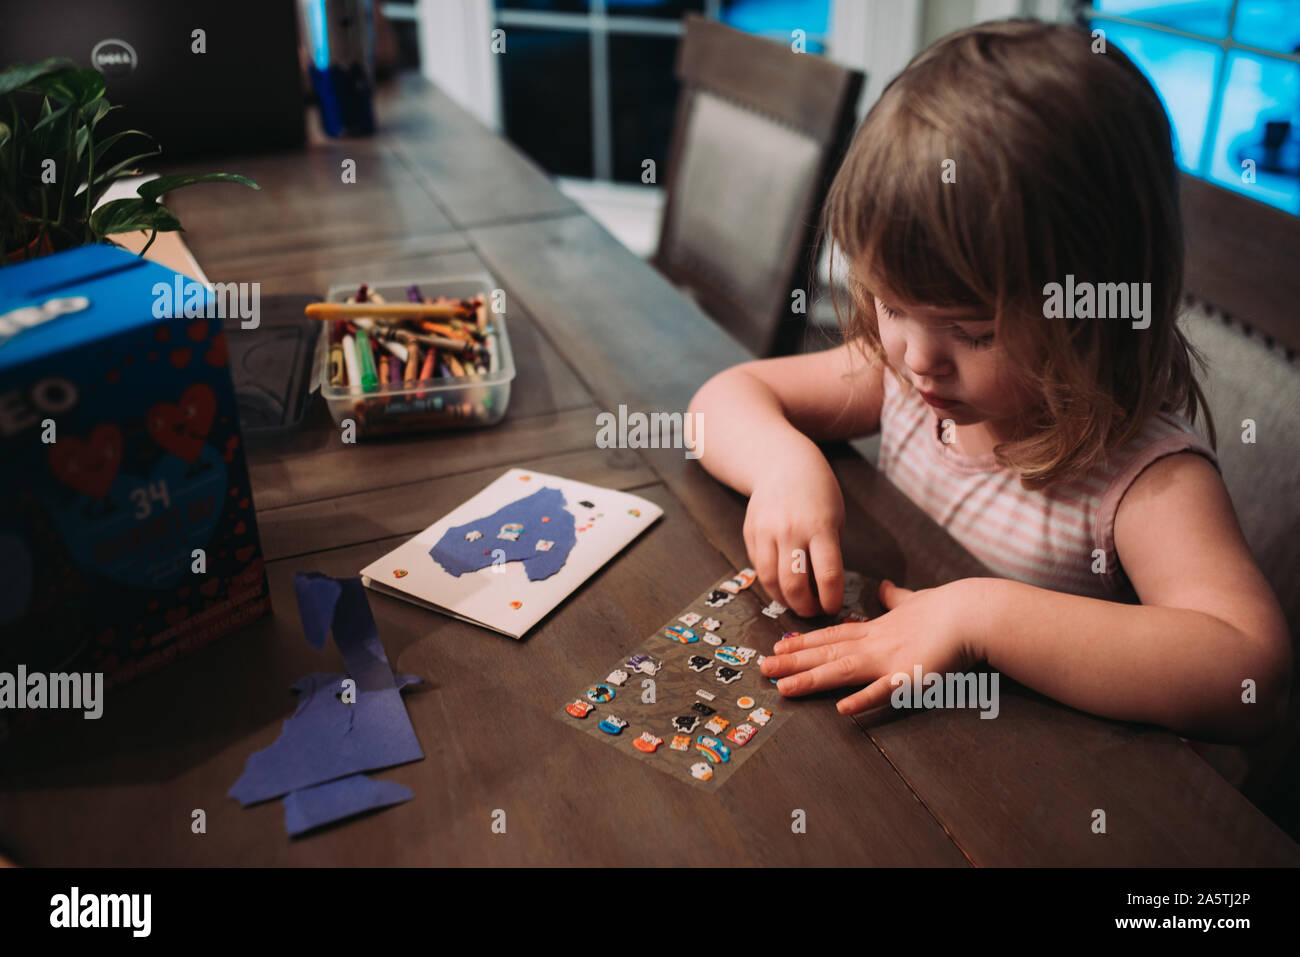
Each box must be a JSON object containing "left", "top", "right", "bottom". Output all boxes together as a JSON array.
[{"left": 1, "top": 57, "right": 259, "bottom": 264}]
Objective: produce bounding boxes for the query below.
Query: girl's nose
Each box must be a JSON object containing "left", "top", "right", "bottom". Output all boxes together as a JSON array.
[{"left": 904, "top": 333, "right": 954, "bottom": 380}]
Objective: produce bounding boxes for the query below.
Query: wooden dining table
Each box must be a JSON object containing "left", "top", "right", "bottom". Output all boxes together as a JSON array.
[{"left": 1, "top": 73, "right": 1296, "bottom": 867}]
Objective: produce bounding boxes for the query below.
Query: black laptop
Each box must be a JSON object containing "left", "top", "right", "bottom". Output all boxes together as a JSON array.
[{"left": 0, "top": 0, "right": 306, "bottom": 161}]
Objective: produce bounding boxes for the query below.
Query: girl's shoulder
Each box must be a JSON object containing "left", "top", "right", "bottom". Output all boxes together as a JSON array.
[{"left": 1093, "top": 410, "right": 1219, "bottom": 595}]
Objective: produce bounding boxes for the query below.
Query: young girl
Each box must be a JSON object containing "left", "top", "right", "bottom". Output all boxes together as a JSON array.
[{"left": 688, "top": 20, "right": 1290, "bottom": 743}]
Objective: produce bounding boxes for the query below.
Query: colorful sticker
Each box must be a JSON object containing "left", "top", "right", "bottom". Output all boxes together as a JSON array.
[
  {"left": 704, "top": 715, "right": 730, "bottom": 735},
  {"left": 498, "top": 522, "right": 523, "bottom": 541},
  {"left": 671, "top": 734, "right": 691, "bottom": 751},
  {"left": 716, "top": 667, "right": 742, "bottom": 684},
  {"left": 672, "top": 715, "right": 701, "bottom": 734},
  {"left": 749, "top": 707, "right": 773, "bottom": 726},
  {"left": 701, "top": 618, "right": 721, "bottom": 632},
  {"left": 736, "top": 696, "right": 755, "bottom": 710},
  {"left": 663, "top": 624, "right": 698, "bottom": 644},
  {"left": 695, "top": 689, "right": 715, "bottom": 701},
  {"left": 633, "top": 732, "right": 663, "bottom": 753},
  {"left": 605, "top": 669, "right": 629, "bottom": 687},
  {"left": 565, "top": 700, "right": 594, "bottom": 719},
  {"left": 598, "top": 715, "right": 627, "bottom": 735},
  {"left": 624, "top": 653, "right": 663, "bottom": 675},
  {"left": 687, "top": 655, "right": 712, "bottom": 672},
  {"left": 695, "top": 735, "right": 731, "bottom": 764},
  {"left": 726, "top": 723, "right": 757, "bottom": 746},
  {"left": 690, "top": 762, "right": 714, "bottom": 781},
  {"left": 679, "top": 612, "right": 702, "bottom": 626},
  {"left": 586, "top": 684, "right": 615, "bottom": 703},
  {"left": 761, "top": 601, "right": 786, "bottom": 618}
]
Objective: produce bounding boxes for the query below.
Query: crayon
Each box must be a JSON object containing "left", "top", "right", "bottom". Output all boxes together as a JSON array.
[
  {"left": 329, "top": 341, "right": 344, "bottom": 387},
  {"left": 355, "top": 328, "right": 380, "bottom": 392},
  {"left": 356, "top": 283, "right": 369, "bottom": 303},
  {"left": 387, "top": 355, "right": 403, "bottom": 384},
  {"left": 404, "top": 342, "right": 421, "bottom": 383},
  {"left": 475, "top": 297, "right": 487, "bottom": 334},
  {"left": 380, "top": 338, "right": 409, "bottom": 363},
  {"left": 304, "top": 302, "right": 480, "bottom": 322},
  {"left": 407, "top": 284, "right": 423, "bottom": 303},
  {"left": 486, "top": 332, "right": 499, "bottom": 374},
  {"left": 446, "top": 353, "right": 466, "bottom": 377},
  {"left": 341, "top": 333, "right": 361, "bottom": 388}
]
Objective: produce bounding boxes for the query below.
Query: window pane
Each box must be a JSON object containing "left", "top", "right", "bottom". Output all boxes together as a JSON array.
[
  {"left": 1232, "top": 0, "right": 1300, "bottom": 55},
  {"left": 1094, "top": 20, "right": 1222, "bottom": 171},
  {"left": 499, "top": 28, "right": 594, "bottom": 178},
  {"left": 1207, "top": 50, "right": 1300, "bottom": 213},
  {"left": 609, "top": 34, "right": 681, "bottom": 183},
  {"left": 1092, "top": 0, "right": 1233, "bottom": 36},
  {"left": 606, "top": 0, "right": 704, "bottom": 18},
  {"left": 496, "top": 1, "right": 590, "bottom": 12},
  {"left": 721, "top": 0, "right": 829, "bottom": 47}
]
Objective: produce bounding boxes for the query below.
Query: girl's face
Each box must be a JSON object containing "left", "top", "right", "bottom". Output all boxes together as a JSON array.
[{"left": 874, "top": 295, "right": 1030, "bottom": 430}]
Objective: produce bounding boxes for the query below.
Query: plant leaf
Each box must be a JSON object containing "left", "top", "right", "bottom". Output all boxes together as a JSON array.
[
  {"left": 89, "top": 197, "right": 181, "bottom": 238},
  {"left": 136, "top": 172, "right": 260, "bottom": 200},
  {"left": 0, "top": 58, "right": 77, "bottom": 97},
  {"left": 30, "top": 67, "right": 106, "bottom": 106}
]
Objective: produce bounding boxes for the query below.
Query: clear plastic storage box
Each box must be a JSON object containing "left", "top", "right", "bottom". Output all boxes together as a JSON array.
[{"left": 316, "top": 273, "right": 515, "bottom": 438}]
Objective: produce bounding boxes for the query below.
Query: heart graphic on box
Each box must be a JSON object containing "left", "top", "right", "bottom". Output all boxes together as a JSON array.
[
  {"left": 147, "top": 383, "right": 216, "bottom": 465},
  {"left": 46, "top": 445, "right": 229, "bottom": 591},
  {"left": 48, "top": 424, "right": 124, "bottom": 500}
]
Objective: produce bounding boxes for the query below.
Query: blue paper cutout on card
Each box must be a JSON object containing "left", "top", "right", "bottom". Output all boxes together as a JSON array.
[
  {"left": 429, "top": 486, "right": 577, "bottom": 581},
  {"left": 282, "top": 774, "right": 414, "bottom": 837},
  {"left": 229, "top": 574, "right": 424, "bottom": 836}
]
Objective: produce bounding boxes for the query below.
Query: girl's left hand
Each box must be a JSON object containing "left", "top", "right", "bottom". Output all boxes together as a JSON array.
[{"left": 760, "top": 578, "right": 987, "bottom": 715}]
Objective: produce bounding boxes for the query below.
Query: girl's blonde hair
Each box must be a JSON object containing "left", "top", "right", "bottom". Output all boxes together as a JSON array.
[{"left": 822, "top": 19, "right": 1214, "bottom": 489}]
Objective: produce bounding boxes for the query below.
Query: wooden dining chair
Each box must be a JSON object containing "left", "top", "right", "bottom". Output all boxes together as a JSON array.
[{"left": 652, "top": 15, "right": 864, "bottom": 357}]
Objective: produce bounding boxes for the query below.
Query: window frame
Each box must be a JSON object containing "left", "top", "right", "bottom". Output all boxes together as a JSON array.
[{"left": 1078, "top": 1, "right": 1300, "bottom": 348}]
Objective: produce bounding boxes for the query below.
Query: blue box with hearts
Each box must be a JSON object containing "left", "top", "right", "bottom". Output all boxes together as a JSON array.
[{"left": 0, "top": 244, "right": 270, "bottom": 694}]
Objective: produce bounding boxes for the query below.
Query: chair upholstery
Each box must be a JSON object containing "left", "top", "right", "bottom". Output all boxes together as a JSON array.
[
  {"left": 654, "top": 15, "right": 863, "bottom": 357},
  {"left": 1178, "top": 300, "right": 1300, "bottom": 638}
]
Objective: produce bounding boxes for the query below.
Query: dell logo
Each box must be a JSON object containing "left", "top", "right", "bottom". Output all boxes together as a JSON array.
[{"left": 90, "top": 38, "right": 138, "bottom": 77}]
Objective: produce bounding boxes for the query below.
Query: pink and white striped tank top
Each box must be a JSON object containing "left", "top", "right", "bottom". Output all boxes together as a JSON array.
[{"left": 877, "top": 370, "right": 1218, "bottom": 601}]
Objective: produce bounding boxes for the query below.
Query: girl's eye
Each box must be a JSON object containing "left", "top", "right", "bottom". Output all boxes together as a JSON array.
[
  {"left": 877, "top": 301, "right": 898, "bottom": 318},
  {"left": 955, "top": 330, "right": 995, "bottom": 350}
]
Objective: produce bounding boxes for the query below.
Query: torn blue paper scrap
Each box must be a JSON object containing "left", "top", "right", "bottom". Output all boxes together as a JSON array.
[
  {"left": 228, "top": 573, "right": 423, "bottom": 806},
  {"left": 283, "top": 774, "right": 414, "bottom": 837},
  {"left": 430, "top": 486, "right": 577, "bottom": 581},
  {"left": 228, "top": 670, "right": 423, "bottom": 805}
]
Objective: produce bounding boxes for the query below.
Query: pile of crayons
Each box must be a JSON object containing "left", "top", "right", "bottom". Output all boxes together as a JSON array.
[
  {"left": 314, "top": 283, "right": 499, "bottom": 391},
  {"left": 306, "top": 283, "right": 505, "bottom": 432}
]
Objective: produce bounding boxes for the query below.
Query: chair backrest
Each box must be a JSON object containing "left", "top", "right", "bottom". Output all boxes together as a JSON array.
[
  {"left": 1177, "top": 295, "right": 1300, "bottom": 804},
  {"left": 653, "top": 15, "right": 863, "bottom": 357}
]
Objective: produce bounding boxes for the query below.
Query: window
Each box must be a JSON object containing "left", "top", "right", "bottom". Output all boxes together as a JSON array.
[
  {"left": 1082, "top": 1, "right": 1300, "bottom": 215},
  {"left": 493, "top": 0, "right": 832, "bottom": 183}
]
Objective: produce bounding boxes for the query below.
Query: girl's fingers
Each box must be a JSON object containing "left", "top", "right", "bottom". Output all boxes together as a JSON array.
[
  {"left": 773, "top": 652, "right": 875, "bottom": 697},
  {"left": 809, "top": 531, "right": 844, "bottom": 615},
  {"left": 879, "top": 578, "right": 916, "bottom": 609},
  {"left": 754, "top": 536, "right": 782, "bottom": 608},
  {"left": 761, "top": 638, "right": 863, "bottom": 678},
  {"left": 773, "top": 619, "right": 871, "bottom": 654},
  {"left": 835, "top": 674, "right": 896, "bottom": 715},
  {"left": 778, "top": 538, "right": 818, "bottom": 617}
]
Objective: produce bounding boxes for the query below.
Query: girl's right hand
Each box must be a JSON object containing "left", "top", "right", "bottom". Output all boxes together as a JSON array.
[{"left": 742, "top": 450, "right": 846, "bottom": 617}]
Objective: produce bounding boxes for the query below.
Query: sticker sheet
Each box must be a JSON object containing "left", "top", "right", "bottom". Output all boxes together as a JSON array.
[{"left": 557, "top": 569, "right": 798, "bottom": 792}]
